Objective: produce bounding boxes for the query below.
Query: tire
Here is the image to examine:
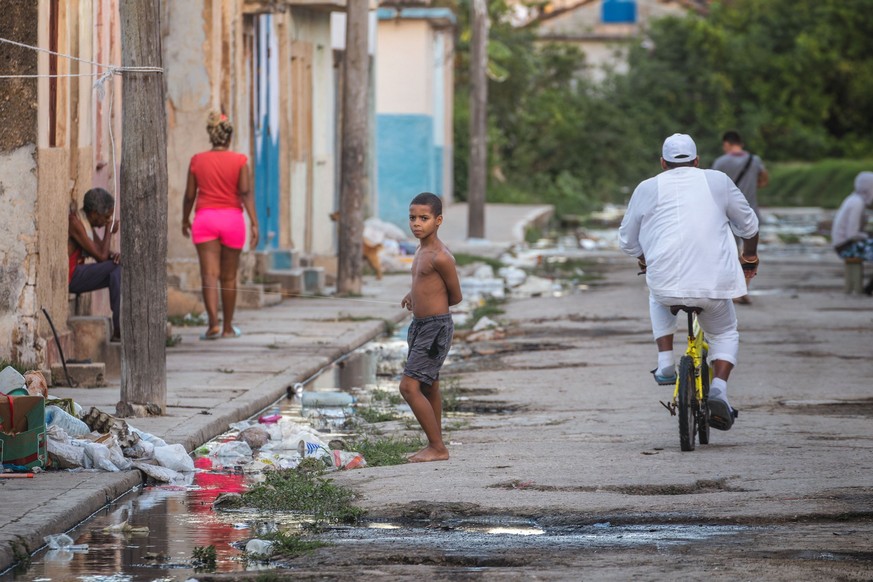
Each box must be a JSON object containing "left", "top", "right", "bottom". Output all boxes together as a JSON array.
[
  {"left": 698, "top": 357, "right": 711, "bottom": 445},
  {"left": 677, "top": 356, "right": 696, "bottom": 452}
]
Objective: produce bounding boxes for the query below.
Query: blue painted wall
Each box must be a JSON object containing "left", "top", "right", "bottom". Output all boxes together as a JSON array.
[{"left": 377, "top": 114, "right": 436, "bottom": 227}]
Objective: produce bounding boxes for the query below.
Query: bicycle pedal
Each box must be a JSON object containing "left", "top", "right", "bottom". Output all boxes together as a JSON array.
[{"left": 659, "top": 400, "right": 677, "bottom": 416}]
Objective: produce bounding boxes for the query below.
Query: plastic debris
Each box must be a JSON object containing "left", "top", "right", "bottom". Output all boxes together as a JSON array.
[
  {"left": 245, "top": 539, "right": 274, "bottom": 557},
  {"left": 301, "top": 391, "right": 355, "bottom": 408},
  {"left": 154, "top": 443, "right": 195, "bottom": 473},
  {"left": 43, "top": 534, "right": 88, "bottom": 552}
]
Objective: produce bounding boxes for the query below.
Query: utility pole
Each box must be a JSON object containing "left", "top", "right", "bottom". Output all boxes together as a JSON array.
[
  {"left": 117, "top": 0, "right": 168, "bottom": 417},
  {"left": 468, "top": 0, "right": 488, "bottom": 240},
  {"left": 337, "top": 1, "right": 370, "bottom": 295}
]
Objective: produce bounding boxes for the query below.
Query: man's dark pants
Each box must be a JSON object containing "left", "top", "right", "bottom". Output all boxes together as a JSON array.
[{"left": 69, "top": 261, "right": 122, "bottom": 336}]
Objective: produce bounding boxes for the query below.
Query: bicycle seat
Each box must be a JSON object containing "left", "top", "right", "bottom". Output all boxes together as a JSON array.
[{"left": 670, "top": 305, "right": 702, "bottom": 316}]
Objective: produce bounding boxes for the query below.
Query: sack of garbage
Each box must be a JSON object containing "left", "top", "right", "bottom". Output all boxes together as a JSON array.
[{"left": 46, "top": 426, "right": 86, "bottom": 469}]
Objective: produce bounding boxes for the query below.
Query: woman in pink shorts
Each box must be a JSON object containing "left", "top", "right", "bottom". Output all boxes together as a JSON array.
[{"left": 182, "top": 112, "right": 259, "bottom": 339}]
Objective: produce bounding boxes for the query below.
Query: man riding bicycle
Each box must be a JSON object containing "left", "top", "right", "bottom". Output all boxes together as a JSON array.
[{"left": 619, "top": 133, "right": 760, "bottom": 431}]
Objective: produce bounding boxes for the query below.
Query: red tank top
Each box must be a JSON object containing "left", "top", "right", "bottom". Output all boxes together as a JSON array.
[
  {"left": 69, "top": 247, "right": 82, "bottom": 282},
  {"left": 189, "top": 150, "right": 248, "bottom": 211}
]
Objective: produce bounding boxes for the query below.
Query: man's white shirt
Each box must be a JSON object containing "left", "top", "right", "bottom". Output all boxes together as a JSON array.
[{"left": 619, "top": 167, "right": 759, "bottom": 299}]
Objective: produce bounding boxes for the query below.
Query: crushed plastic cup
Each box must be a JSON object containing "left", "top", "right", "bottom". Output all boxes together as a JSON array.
[{"left": 44, "top": 533, "right": 88, "bottom": 552}]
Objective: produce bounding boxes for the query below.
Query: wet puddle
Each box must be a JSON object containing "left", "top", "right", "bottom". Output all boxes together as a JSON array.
[{"left": 5, "top": 327, "right": 482, "bottom": 581}]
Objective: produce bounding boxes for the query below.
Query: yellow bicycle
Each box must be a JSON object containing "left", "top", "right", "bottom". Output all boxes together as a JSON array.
[{"left": 660, "top": 306, "right": 712, "bottom": 452}]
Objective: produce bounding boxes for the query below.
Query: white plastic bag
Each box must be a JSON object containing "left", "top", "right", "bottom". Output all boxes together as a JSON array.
[
  {"left": 209, "top": 441, "right": 252, "bottom": 459},
  {"left": 83, "top": 442, "right": 121, "bottom": 472},
  {"left": 153, "top": 443, "right": 195, "bottom": 472}
]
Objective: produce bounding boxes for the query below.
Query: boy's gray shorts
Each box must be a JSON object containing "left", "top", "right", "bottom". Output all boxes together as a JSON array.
[{"left": 403, "top": 313, "right": 453, "bottom": 386}]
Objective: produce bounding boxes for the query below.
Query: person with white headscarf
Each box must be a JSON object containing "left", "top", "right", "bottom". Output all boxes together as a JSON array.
[{"left": 831, "top": 171, "right": 873, "bottom": 295}]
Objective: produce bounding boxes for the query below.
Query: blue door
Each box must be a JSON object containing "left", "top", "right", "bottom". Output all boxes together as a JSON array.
[{"left": 254, "top": 14, "right": 280, "bottom": 250}]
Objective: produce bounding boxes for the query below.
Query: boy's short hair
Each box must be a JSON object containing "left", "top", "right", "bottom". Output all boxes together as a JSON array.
[
  {"left": 722, "top": 130, "right": 743, "bottom": 145},
  {"left": 410, "top": 192, "right": 442, "bottom": 216},
  {"left": 83, "top": 187, "right": 115, "bottom": 215}
]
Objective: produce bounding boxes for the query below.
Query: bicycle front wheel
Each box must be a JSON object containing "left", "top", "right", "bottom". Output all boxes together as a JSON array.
[
  {"left": 677, "top": 356, "right": 697, "bottom": 452},
  {"left": 698, "top": 356, "right": 711, "bottom": 445}
]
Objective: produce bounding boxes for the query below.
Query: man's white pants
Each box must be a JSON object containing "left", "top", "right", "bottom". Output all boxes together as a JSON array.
[{"left": 649, "top": 294, "right": 739, "bottom": 366}]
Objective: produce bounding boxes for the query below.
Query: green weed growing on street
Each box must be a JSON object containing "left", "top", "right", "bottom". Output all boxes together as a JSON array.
[
  {"left": 441, "top": 377, "right": 462, "bottom": 413},
  {"left": 453, "top": 253, "right": 504, "bottom": 271},
  {"left": 241, "top": 469, "right": 364, "bottom": 524},
  {"left": 191, "top": 545, "right": 216, "bottom": 571},
  {"left": 355, "top": 405, "right": 400, "bottom": 424},
  {"left": 262, "top": 531, "right": 325, "bottom": 557},
  {"left": 348, "top": 435, "right": 422, "bottom": 467},
  {"left": 167, "top": 312, "right": 206, "bottom": 327}
]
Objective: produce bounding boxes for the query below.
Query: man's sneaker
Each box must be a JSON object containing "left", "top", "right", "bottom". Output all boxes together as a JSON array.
[{"left": 709, "top": 396, "right": 736, "bottom": 431}]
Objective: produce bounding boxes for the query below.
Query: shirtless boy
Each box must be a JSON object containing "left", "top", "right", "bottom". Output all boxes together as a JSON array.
[{"left": 400, "top": 192, "right": 463, "bottom": 463}]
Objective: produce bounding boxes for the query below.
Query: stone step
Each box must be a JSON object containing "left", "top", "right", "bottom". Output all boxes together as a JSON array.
[
  {"left": 303, "top": 267, "right": 325, "bottom": 294},
  {"left": 50, "top": 362, "right": 106, "bottom": 388},
  {"left": 67, "top": 316, "right": 120, "bottom": 377},
  {"left": 264, "top": 268, "right": 304, "bottom": 295}
]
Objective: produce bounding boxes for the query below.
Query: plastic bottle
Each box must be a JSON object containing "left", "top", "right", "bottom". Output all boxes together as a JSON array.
[
  {"left": 301, "top": 391, "right": 355, "bottom": 408},
  {"left": 45, "top": 406, "right": 91, "bottom": 437}
]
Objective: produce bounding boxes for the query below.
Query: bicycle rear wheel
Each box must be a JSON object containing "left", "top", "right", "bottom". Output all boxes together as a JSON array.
[
  {"left": 698, "top": 356, "right": 711, "bottom": 445},
  {"left": 677, "top": 356, "right": 697, "bottom": 452}
]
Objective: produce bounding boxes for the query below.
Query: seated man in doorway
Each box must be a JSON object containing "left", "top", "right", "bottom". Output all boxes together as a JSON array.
[{"left": 68, "top": 187, "right": 122, "bottom": 342}]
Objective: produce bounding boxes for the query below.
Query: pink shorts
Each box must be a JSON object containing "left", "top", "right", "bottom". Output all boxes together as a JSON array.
[{"left": 191, "top": 207, "right": 246, "bottom": 249}]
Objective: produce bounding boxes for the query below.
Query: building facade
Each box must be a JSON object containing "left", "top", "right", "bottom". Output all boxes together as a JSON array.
[{"left": 375, "top": 5, "right": 455, "bottom": 227}]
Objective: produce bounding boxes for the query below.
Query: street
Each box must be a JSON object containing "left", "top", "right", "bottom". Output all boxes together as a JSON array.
[{"left": 284, "top": 252, "right": 873, "bottom": 580}]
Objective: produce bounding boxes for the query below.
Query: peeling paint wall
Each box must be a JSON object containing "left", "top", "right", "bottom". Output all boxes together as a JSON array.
[{"left": 0, "top": 1, "right": 40, "bottom": 364}]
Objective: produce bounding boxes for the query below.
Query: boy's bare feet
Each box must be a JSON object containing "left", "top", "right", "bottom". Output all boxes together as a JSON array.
[{"left": 408, "top": 445, "right": 449, "bottom": 463}]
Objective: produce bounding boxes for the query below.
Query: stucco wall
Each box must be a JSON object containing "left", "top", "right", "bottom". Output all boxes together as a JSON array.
[
  {"left": 0, "top": 1, "right": 40, "bottom": 364},
  {"left": 376, "top": 20, "right": 432, "bottom": 116},
  {"left": 0, "top": 147, "right": 40, "bottom": 364}
]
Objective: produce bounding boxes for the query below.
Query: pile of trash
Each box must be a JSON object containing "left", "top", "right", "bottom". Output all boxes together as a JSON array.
[
  {"left": 363, "top": 217, "right": 418, "bottom": 273},
  {"left": 2, "top": 365, "right": 367, "bottom": 483},
  {"left": 200, "top": 414, "right": 367, "bottom": 476}
]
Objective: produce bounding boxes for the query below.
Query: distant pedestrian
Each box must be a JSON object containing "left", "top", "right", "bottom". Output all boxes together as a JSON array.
[
  {"left": 831, "top": 171, "right": 873, "bottom": 295},
  {"left": 399, "top": 192, "right": 462, "bottom": 462},
  {"left": 182, "top": 111, "right": 259, "bottom": 340},
  {"left": 712, "top": 130, "right": 768, "bottom": 305},
  {"left": 68, "top": 187, "right": 122, "bottom": 342},
  {"left": 619, "top": 133, "right": 759, "bottom": 431}
]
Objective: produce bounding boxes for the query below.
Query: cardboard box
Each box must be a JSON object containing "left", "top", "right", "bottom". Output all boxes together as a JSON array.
[{"left": 0, "top": 395, "right": 46, "bottom": 469}]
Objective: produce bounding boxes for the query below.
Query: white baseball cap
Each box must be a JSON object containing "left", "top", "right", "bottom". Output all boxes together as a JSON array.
[{"left": 662, "top": 133, "right": 698, "bottom": 163}]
